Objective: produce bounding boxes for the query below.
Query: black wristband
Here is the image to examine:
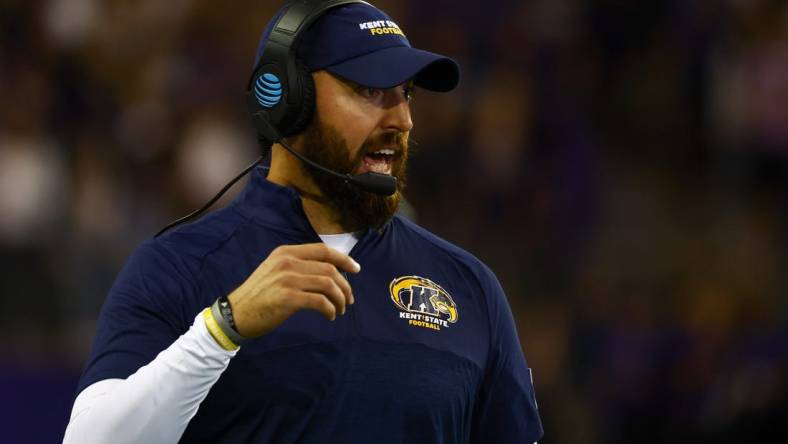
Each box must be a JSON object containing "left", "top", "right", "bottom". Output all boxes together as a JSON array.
[
  {"left": 211, "top": 296, "right": 246, "bottom": 344},
  {"left": 218, "top": 295, "right": 238, "bottom": 331}
]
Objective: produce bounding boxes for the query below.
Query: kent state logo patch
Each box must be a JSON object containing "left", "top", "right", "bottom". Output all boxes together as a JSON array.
[{"left": 390, "top": 276, "right": 458, "bottom": 331}]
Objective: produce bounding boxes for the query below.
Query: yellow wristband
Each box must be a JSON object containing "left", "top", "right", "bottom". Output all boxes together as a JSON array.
[{"left": 202, "top": 307, "right": 239, "bottom": 351}]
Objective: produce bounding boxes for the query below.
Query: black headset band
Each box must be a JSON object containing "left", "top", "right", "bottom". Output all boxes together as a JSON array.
[{"left": 250, "top": 0, "right": 369, "bottom": 86}]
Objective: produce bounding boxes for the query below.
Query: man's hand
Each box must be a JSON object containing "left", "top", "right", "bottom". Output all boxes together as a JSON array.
[{"left": 227, "top": 243, "right": 360, "bottom": 338}]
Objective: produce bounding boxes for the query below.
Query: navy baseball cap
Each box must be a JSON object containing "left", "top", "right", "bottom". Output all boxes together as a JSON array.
[{"left": 254, "top": 2, "right": 460, "bottom": 92}]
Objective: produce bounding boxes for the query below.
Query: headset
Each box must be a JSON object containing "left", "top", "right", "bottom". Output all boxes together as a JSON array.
[
  {"left": 156, "top": 0, "right": 394, "bottom": 237},
  {"left": 248, "top": 0, "right": 373, "bottom": 145}
]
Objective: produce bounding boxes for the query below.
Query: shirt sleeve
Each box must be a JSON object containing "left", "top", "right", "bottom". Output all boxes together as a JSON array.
[
  {"left": 470, "top": 269, "right": 544, "bottom": 443},
  {"left": 75, "top": 240, "right": 198, "bottom": 394},
  {"left": 63, "top": 312, "right": 237, "bottom": 444}
]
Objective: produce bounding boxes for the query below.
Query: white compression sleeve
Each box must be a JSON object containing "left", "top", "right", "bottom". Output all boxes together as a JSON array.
[{"left": 63, "top": 311, "right": 237, "bottom": 444}]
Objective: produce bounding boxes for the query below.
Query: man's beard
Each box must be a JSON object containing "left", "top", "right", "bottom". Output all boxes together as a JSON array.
[{"left": 298, "top": 120, "right": 408, "bottom": 232}]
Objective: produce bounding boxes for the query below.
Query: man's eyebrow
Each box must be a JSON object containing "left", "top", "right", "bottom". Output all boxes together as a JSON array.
[
  {"left": 325, "top": 71, "right": 360, "bottom": 88},
  {"left": 328, "top": 71, "right": 413, "bottom": 92},
  {"left": 342, "top": 78, "right": 365, "bottom": 90}
]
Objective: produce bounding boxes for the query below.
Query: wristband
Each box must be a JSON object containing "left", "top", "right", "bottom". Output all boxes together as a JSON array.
[
  {"left": 217, "top": 295, "right": 239, "bottom": 331},
  {"left": 211, "top": 297, "right": 247, "bottom": 345},
  {"left": 202, "top": 308, "right": 239, "bottom": 351}
]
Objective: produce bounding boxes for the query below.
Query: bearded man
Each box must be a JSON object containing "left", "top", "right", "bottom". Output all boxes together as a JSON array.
[{"left": 64, "top": 1, "right": 543, "bottom": 443}]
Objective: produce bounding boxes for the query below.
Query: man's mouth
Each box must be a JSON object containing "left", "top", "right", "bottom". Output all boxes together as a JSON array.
[{"left": 361, "top": 148, "right": 397, "bottom": 175}]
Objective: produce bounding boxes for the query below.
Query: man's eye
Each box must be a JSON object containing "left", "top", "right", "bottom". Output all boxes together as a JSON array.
[
  {"left": 359, "top": 87, "right": 383, "bottom": 99},
  {"left": 403, "top": 86, "right": 413, "bottom": 101}
]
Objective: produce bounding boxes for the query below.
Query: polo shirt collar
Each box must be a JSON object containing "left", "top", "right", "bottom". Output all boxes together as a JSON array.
[
  {"left": 233, "top": 166, "right": 391, "bottom": 239},
  {"left": 233, "top": 166, "right": 316, "bottom": 235}
]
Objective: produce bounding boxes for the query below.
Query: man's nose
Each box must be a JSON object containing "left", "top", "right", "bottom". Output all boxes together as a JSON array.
[{"left": 381, "top": 88, "right": 413, "bottom": 133}]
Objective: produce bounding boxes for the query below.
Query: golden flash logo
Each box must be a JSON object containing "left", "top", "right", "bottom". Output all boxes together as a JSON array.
[{"left": 390, "top": 276, "right": 458, "bottom": 331}]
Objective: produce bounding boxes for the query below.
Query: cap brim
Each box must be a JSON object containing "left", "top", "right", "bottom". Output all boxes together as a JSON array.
[{"left": 325, "top": 46, "right": 460, "bottom": 92}]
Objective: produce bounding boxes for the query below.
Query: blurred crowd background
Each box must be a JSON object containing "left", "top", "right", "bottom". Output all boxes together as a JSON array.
[{"left": 1, "top": 0, "right": 787, "bottom": 442}]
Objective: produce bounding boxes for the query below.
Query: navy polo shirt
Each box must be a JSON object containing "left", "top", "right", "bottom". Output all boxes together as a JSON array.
[{"left": 77, "top": 167, "right": 543, "bottom": 443}]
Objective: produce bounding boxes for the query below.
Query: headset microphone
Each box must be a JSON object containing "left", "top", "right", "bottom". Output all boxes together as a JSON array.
[
  {"left": 279, "top": 138, "right": 398, "bottom": 196},
  {"left": 350, "top": 171, "right": 398, "bottom": 196},
  {"left": 254, "top": 112, "right": 397, "bottom": 196}
]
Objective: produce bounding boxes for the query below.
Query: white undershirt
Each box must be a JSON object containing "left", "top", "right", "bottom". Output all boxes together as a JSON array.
[
  {"left": 318, "top": 232, "right": 360, "bottom": 255},
  {"left": 63, "top": 234, "right": 359, "bottom": 444}
]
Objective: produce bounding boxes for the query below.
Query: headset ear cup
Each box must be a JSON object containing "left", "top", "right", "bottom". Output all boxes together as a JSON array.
[{"left": 281, "top": 60, "right": 315, "bottom": 137}]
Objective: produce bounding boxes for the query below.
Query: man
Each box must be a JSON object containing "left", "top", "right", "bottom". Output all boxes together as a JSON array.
[{"left": 64, "top": 1, "right": 543, "bottom": 443}]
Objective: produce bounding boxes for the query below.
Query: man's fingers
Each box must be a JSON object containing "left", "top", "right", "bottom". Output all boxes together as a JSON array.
[
  {"left": 297, "top": 274, "right": 347, "bottom": 315},
  {"left": 280, "top": 243, "right": 361, "bottom": 274},
  {"left": 290, "top": 259, "right": 354, "bottom": 306},
  {"left": 233, "top": 244, "right": 362, "bottom": 338},
  {"left": 294, "top": 291, "right": 338, "bottom": 321}
]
